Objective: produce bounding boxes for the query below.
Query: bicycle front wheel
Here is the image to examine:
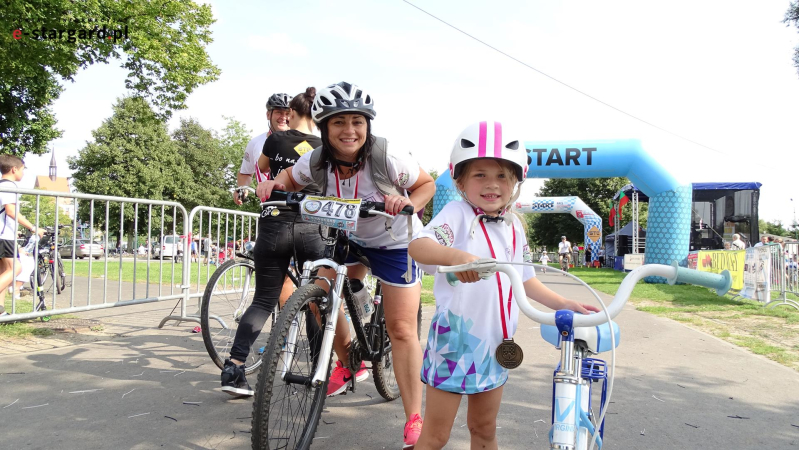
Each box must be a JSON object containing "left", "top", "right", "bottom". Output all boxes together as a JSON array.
[
  {"left": 200, "top": 258, "right": 267, "bottom": 374},
  {"left": 252, "top": 284, "right": 330, "bottom": 450}
]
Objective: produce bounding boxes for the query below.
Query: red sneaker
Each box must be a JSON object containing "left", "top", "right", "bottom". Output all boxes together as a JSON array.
[
  {"left": 326, "top": 360, "right": 369, "bottom": 397},
  {"left": 403, "top": 413, "right": 423, "bottom": 448}
]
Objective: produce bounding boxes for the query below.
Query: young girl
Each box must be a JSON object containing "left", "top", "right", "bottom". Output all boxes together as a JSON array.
[
  {"left": 408, "top": 121, "right": 599, "bottom": 450},
  {"left": 539, "top": 250, "right": 550, "bottom": 273}
]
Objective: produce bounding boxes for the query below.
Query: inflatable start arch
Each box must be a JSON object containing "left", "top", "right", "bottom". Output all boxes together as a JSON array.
[{"left": 433, "top": 139, "right": 691, "bottom": 283}]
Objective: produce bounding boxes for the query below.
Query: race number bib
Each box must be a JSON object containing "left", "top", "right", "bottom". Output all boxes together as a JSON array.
[{"left": 300, "top": 196, "right": 362, "bottom": 231}]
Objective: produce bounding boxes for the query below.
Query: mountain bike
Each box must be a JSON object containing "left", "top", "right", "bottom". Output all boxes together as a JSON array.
[
  {"left": 251, "top": 191, "right": 421, "bottom": 450},
  {"left": 200, "top": 186, "right": 300, "bottom": 373},
  {"left": 439, "top": 260, "right": 731, "bottom": 449}
]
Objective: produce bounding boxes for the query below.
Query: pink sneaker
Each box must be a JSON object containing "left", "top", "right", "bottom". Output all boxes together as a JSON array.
[
  {"left": 403, "top": 413, "right": 423, "bottom": 448},
  {"left": 326, "top": 360, "right": 368, "bottom": 397}
]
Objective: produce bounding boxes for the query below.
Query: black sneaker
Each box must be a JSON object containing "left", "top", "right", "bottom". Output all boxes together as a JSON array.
[{"left": 221, "top": 359, "right": 253, "bottom": 397}]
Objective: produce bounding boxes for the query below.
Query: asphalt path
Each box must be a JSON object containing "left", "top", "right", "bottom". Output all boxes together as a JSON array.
[{"left": 1, "top": 272, "right": 797, "bottom": 449}]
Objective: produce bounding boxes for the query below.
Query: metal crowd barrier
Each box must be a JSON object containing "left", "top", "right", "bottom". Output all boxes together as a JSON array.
[
  {"left": 0, "top": 187, "right": 189, "bottom": 323},
  {"left": 768, "top": 242, "right": 799, "bottom": 310},
  {"left": 157, "top": 205, "right": 260, "bottom": 328}
]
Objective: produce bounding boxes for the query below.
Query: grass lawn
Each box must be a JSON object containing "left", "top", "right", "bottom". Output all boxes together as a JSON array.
[
  {"left": 60, "top": 259, "right": 219, "bottom": 285},
  {"left": 421, "top": 275, "right": 434, "bottom": 306},
  {"left": 568, "top": 267, "right": 799, "bottom": 370},
  {"left": 0, "top": 297, "right": 73, "bottom": 338}
]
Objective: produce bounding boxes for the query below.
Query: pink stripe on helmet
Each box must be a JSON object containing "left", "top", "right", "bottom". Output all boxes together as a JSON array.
[
  {"left": 494, "top": 121, "right": 502, "bottom": 158},
  {"left": 478, "top": 121, "right": 487, "bottom": 158}
]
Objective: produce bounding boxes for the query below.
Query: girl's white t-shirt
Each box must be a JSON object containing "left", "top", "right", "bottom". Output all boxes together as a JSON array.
[
  {"left": 291, "top": 148, "right": 423, "bottom": 250},
  {"left": 413, "top": 200, "right": 535, "bottom": 394},
  {"left": 539, "top": 254, "right": 550, "bottom": 264}
]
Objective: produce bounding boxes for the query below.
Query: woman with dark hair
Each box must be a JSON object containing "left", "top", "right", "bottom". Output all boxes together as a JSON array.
[
  {"left": 257, "top": 81, "right": 435, "bottom": 448},
  {"left": 219, "top": 87, "right": 329, "bottom": 398}
]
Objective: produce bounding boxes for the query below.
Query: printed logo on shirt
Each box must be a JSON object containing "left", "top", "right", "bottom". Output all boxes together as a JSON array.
[
  {"left": 396, "top": 172, "right": 409, "bottom": 186},
  {"left": 299, "top": 172, "right": 314, "bottom": 184},
  {"left": 433, "top": 224, "right": 454, "bottom": 247},
  {"left": 294, "top": 140, "right": 314, "bottom": 156},
  {"left": 244, "top": 152, "right": 251, "bottom": 163},
  {"left": 523, "top": 244, "right": 532, "bottom": 263}
]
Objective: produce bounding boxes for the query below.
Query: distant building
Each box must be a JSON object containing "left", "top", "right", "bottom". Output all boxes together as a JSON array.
[{"left": 33, "top": 148, "right": 75, "bottom": 219}]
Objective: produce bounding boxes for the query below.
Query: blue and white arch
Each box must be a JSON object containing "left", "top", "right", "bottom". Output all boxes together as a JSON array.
[
  {"left": 433, "top": 139, "right": 691, "bottom": 283},
  {"left": 514, "top": 197, "right": 603, "bottom": 263}
]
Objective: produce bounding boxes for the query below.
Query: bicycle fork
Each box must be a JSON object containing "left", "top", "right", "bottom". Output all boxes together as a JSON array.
[
  {"left": 549, "top": 311, "right": 603, "bottom": 450},
  {"left": 280, "top": 260, "right": 348, "bottom": 388}
]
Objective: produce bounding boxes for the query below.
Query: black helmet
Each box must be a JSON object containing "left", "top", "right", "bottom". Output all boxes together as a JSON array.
[
  {"left": 311, "top": 82, "right": 375, "bottom": 123},
  {"left": 266, "top": 93, "right": 293, "bottom": 111}
]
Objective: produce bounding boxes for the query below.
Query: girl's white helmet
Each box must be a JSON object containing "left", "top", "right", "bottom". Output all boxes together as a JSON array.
[
  {"left": 311, "top": 81, "right": 376, "bottom": 123},
  {"left": 449, "top": 121, "right": 528, "bottom": 181}
]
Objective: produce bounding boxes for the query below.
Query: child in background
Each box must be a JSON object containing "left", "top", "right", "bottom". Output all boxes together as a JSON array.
[
  {"left": 408, "top": 122, "right": 599, "bottom": 449},
  {"left": 539, "top": 250, "right": 550, "bottom": 273}
]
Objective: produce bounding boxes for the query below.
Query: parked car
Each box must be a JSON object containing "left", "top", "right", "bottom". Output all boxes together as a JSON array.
[
  {"left": 155, "top": 235, "right": 185, "bottom": 261},
  {"left": 59, "top": 239, "right": 104, "bottom": 259}
]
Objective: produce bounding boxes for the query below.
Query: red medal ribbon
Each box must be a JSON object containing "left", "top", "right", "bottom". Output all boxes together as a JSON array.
[{"left": 475, "top": 211, "right": 516, "bottom": 339}]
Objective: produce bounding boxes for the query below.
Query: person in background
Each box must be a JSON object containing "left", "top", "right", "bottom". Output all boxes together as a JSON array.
[
  {"left": 538, "top": 250, "right": 550, "bottom": 273},
  {"left": 232, "top": 93, "right": 293, "bottom": 205},
  {"left": 731, "top": 234, "right": 746, "bottom": 250},
  {"left": 754, "top": 235, "right": 769, "bottom": 247},
  {"left": 723, "top": 241, "right": 731, "bottom": 250},
  {"left": 0, "top": 155, "right": 44, "bottom": 316}
]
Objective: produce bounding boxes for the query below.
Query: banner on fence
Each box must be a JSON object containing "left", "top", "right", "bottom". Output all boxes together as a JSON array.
[
  {"left": 696, "top": 249, "right": 745, "bottom": 290},
  {"left": 741, "top": 246, "right": 771, "bottom": 302}
]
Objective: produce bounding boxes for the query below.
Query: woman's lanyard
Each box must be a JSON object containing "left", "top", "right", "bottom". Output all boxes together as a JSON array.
[
  {"left": 334, "top": 169, "right": 359, "bottom": 199},
  {"left": 476, "top": 214, "right": 516, "bottom": 340}
]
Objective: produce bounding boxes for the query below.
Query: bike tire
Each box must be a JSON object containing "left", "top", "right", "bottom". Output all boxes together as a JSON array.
[
  {"left": 372, "top": 285, "right": 422, "bottom": 401},
  {"left": 54, "top": 257, "right": 66, "bottom": 294},
  {"left": 252, "top": 284, "right": 331, "bottom": 450},
  {"left": 200, "top": 258, "right": 267, "bottom": 374}
]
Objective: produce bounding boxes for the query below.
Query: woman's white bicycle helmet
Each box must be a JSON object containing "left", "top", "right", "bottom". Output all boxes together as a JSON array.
[
  {"left": 312, "top": 81, "right": 376, "bottom": 123},
  {"left": 449, "top": 121, "right": 528, "bottom": 181}
]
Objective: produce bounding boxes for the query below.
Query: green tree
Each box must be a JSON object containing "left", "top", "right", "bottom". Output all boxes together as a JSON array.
[
  {"left": 759, "top": 219, "right": 789, "bottom": 237},
  {"left": 19, "top": 194, "right": 72, "bottom": 232},
  {"left": 1, "top": 0, "right": 220, "bottom": 157},
  {"left": 527, "top": 178, "right": 642, "bottom": 248},
  {"left": 786, "top": 2, "right": 799, "bottom": 77},
  {"left": 68, "top": 97, "right": 186, "bottom": 247},
  {"left": 421, "top": 170, "right": 439, "bottom": 225}
]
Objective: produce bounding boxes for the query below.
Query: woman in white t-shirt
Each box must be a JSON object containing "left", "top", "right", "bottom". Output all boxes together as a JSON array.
[{"left": 257, "top": 82, "right": 435, "bottom": 447}]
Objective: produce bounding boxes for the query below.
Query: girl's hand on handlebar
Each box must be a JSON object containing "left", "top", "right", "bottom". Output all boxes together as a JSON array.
[
  {"left": 563, "top": 299, "right": 601, "bottom": 315},
  {"left": 383, "top": 194, "right": 413, "bottom": 216},
  {"left": 257, "top": 180, "right": 285, "bottom": 201},
  {"left": 451, "top": 252, "right": 482, "bottom": 283}
]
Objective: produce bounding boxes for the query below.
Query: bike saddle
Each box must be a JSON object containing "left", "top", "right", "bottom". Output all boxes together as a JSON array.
[{"left": 540, "top": 321, "right": 620, "bottom": 354}]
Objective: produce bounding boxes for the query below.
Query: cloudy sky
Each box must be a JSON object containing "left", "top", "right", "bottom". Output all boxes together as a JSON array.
[{"left": 24, "top": 0, "right": 799, "bottom": 227}]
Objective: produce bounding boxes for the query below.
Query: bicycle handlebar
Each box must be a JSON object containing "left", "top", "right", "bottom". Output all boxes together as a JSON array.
[
  {"left": 438, "top": 260, "right": 732, "bottom": 327},
  {"left": 260, "top": 191, "right": 415, "bottom": 217}
]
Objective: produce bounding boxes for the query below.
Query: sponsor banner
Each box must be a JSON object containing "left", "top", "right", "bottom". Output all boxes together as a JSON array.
[
  {"left": 696, "top": 250, "right": 745, "bottom": 291},
  {"left": 741, "top": 246, "right": 771, "bottom": 302},
  {"left": 623, "top": 253, "right": 645, "bottom": 271}
]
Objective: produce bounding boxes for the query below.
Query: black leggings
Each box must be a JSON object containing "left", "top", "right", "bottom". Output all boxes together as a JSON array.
[{"left": 229, "top": 214, "right": 325, "bottom": 363}]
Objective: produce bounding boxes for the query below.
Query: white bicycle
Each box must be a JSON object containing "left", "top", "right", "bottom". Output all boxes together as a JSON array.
[{"left": 439, "top": 259, "right": 731, "bottom": 450}]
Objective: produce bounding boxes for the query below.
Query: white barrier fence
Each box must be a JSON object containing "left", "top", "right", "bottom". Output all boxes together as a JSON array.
[{"left": 0, "top": 186, "right": 259, "bottom": 324}]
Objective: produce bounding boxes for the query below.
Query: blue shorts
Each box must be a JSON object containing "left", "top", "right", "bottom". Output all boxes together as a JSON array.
[{"left": 345, "top": 244, "right": 422, "bottom": 287}]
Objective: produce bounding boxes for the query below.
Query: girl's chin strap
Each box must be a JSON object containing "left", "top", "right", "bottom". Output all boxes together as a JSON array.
[{"left": 468, "top": 213, "right": 513, "bottom": 239}]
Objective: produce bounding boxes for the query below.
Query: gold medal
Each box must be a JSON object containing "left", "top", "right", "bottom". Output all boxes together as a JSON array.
[{"left": 495, "top": 339, "right": 523, "bottom": 369}]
